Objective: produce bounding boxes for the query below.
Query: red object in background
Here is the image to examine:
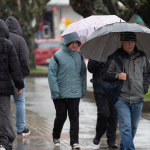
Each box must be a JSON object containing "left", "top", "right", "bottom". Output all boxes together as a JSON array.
[
  {"left": 34, "top": 39, "right": 61, "bottom": 65},
  {"left": 59, "top": 37, "right": 63, "bottom": 41},
  {"left": 53, "top": 7, "right": 57, "bottom": 11},
  {"left": 77, "top": 36, "right": 87, "bottom": 51},
  {"left": 61, "top": 18, "right": 66, "bottom": 22},
  {"left": 38, "top": 20, "right": 46, "bottom": 32}
]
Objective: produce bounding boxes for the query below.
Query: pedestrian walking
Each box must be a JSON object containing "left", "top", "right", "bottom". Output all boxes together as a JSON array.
[
  {"left": 5, "top": 16, "right": 30, "bottom": 136},
  {"left": 48, "top": 32, "right": 87, "bottom": 149},
  {"left": 102, "top": 32, "right": 150, "bottom": 150},
  {"left": 88, "top": 60, "right": 118, "bottom": 148},
  {"left": 0, "top": 19, "right": 24, "bottom": 150}
]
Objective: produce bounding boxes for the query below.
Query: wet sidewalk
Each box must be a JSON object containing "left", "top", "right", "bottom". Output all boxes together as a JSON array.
[{"left": 11, "top": 77, "right": 150, "bottom": 150}]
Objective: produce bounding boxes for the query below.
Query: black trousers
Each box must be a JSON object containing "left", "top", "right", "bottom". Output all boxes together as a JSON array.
[
  {"left": 94, "top": 93, "right": 118, "bottom": 143},
  {"left": 53, "top": 98, "right": 80, "bottom": 146},
  {"left": 0, "top": 95, "right": 16, "bottom": 150}
]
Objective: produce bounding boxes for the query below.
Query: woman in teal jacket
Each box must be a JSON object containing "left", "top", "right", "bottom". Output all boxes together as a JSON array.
[{"left": 48, "top": 32, "right": 87, "bottom": 149}]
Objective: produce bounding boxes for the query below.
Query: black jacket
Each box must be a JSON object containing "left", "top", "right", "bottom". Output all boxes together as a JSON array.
[
  {"left": 0, "top": 19, "right": 24, "bottom": 95},
  {"left": 5, "top": 16, "right": 30, "bottom": 78},
  {"left": 88, "top": 59, "right": 105, "bottom": 95}
]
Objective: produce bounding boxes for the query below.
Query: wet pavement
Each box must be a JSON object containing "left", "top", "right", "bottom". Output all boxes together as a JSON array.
[{"left": 11, "top": 77, "right": 150, "bottom": 150}]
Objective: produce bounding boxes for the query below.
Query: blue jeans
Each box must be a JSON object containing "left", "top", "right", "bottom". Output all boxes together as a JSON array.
[
  {"left": 115, "top": 99, "right": 143, "bottom": 150},
  {"left": 12, "top": 78, "right": 26, "bottom": 133}
]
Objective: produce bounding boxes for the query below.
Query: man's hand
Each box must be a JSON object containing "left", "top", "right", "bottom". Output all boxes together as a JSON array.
[
  {"left": 118, "top": 73, "right": 127, "bottom": 80},
  {"left": 17, "top": 89, "right": 22, "bottom": 95}
]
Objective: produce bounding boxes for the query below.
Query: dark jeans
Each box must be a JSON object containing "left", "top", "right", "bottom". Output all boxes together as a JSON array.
[
  {"left": 94, "top": 93, "right": 118, "bottom": 144},
  {"left": 0, "top": 95, "right": 16, "bottom": 150},
  {"left": 53, "top": 98, "right": 80, "bottom": 146}
]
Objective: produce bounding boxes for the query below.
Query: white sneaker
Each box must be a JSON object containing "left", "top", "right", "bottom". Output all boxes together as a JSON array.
[
  {"left": 0, "top": 145, "right": 6, "bottom": 150},
  {"left": 53, "top": 138, "right": 60, "bottom": 146},
  {"left": 72, "top": 143, "right": 81, "bottom": 149}
]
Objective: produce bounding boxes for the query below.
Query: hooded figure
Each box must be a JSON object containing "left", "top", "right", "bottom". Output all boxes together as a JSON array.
[
  {"left": 5, "top": 16, "right": 30, "bottom": 78},
  {"left": 48, "top": 32, "right": 86, "bottom": 149},
  {"left": 0, "top": 19, "right": 24, "bottom": 150},
  {"left": 5, "top": 16, "right": 30, "bottom": 136}
]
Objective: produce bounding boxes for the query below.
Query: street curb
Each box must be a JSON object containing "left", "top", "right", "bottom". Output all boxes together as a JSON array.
[{"left": 86, "top": 88, "right": 150, "bottom": 113}]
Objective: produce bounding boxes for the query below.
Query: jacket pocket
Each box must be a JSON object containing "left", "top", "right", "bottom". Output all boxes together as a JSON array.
[{"left": 132, "top": 79, "right": 144, "bottom": 95}]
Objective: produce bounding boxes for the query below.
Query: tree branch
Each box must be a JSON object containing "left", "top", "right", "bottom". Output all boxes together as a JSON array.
[{"left": 69, "top": 0, "right": 94, "bottom": 18}]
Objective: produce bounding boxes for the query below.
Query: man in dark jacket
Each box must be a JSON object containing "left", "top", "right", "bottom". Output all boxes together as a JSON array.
[
  {"left": 5, "top": 16, "right": 30, "bottom": 136},
  {"left": 102, "top": 32, "right": 150, "bottom": 150},
  {"left": 88, "top": 60, "right": 118, "bottom": 148},
  {"left": 0, "top": 19, "right": 24, "bottom": 150}
]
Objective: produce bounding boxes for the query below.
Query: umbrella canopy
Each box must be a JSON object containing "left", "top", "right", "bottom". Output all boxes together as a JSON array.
[
  {"left": 61, "top": 15, "right": 125, "bottom": 36},
  {"left": 80, "top": 22, "right": 150, "bottom": 62}
]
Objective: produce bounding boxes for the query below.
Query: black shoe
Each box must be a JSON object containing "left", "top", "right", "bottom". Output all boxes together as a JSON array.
[
  {"left": 93, "top": 135, "right": 101, "bottom": 145},
  {"left": 108, "top": 141, "right": 118, "bottom": 148},
  {"left": 17, "top": 127, "right": 30, "bottom": 136},
  {"left": 53, "top": 138, "right": 60, "bottom": 146}
]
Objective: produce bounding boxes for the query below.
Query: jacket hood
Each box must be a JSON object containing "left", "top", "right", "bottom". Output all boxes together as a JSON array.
[
  {"left": 61, "top": 32, "right": 81, "bottom": 47},
  {"left": 0, "top": 19, "right": 9, "bottom": 39},
  {"left": 5, "top": 16, "right": 22, "bottom": 36}
]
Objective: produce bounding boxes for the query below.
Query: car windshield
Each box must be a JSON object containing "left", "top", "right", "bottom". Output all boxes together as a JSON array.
[{"left": 37, "top": 42, "right": 60, "bottom": 49}]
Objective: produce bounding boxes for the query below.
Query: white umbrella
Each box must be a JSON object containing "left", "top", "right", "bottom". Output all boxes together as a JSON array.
[
  {"left": 80, "top": 22, "right": 150, "bottom": 62},
  {"left": 61, "top": 15, "right": 125, "bottom": 36}
]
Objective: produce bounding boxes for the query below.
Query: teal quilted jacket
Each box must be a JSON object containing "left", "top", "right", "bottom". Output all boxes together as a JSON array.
[{"left": 48, "top": 32, "right": 87, "bottom": 99}]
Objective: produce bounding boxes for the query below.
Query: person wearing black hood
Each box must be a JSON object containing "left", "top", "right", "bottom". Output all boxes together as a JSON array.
[
  {"left": 5, "top": 16, "right": 30, "bottom": 136},
  {"left": 0, "top": 19, "right": 24, "bottom": 150},
  {"left": 88, "top": 60, "right": 118, "bottom": 148}
]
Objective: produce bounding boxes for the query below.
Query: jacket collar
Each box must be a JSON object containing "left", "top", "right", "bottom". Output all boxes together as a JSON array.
[
  {"left": 120, "top": 45, "right": 138, "bottom": 56},
  {"left": 109, "top": 45, "right": 139, "bottom": 72}
]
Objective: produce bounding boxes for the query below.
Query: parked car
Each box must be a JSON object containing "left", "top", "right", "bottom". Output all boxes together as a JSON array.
[{"left": 34, "top": 39, "right": 61, "bottom": 65}]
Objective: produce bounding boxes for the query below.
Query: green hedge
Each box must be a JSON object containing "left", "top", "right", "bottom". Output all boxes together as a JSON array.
[{"left": 30, "top": 66, "right": 48, "bottom": 73}]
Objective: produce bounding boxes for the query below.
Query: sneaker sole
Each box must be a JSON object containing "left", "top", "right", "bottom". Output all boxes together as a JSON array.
[
  {"left": 22, "top": 130, "right": 31, "bottom": 136},
  {"left": 72, "top": 146, "right": 81, "bottom": 149},
  {"left": 54, "top": 143, "right": 60, "bottom": 147}
]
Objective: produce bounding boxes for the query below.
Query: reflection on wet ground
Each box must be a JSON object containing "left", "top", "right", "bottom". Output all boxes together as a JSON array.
[{"left": 11, "top": 77, "right": 150, "bottom": 150}]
